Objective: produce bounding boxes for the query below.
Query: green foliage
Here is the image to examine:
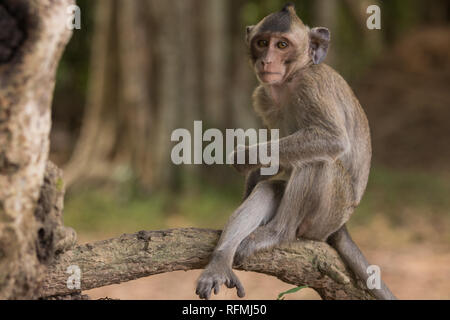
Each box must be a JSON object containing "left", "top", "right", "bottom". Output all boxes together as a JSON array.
[
  {"left": 277, "top": 286, "right": 308, "bottom": 300},
  {"left": 63, "top": 188, "right": 168, "bottom": 236},
  {"left": 63, "top": 166, "right": 450, "bottom": 240},
  {"left": 353, "top": 166, "right": 450, "bottom": 226},
  {"left": 63, "top": 175, "right": 243, "bottom": 237}
]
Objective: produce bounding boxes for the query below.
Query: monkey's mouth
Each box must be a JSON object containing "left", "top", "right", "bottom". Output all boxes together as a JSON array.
[
  {"left": 259, "top": 72, "right": 282, "bottom": 75},
  {"left": 258, "top": 72, "right": 284, "bottom": 84}
]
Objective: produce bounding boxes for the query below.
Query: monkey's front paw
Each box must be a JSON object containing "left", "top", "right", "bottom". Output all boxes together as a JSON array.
[
  {"left": 232, "top": 162, "right": 255, "bottom": 175},
  {"left": 195, "top": 265, "right": 245, "bottom": 300},
  {"left": 229, "top": 145, "right": 259, "bottom": 175}
]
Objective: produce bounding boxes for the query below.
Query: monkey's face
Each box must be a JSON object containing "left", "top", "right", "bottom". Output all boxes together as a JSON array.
[
  {"left": 246, "top": 4, "right": 330, "bottom": 85},
  {"left": 250, "top": 32, "right": 303, "bottom": 85}
]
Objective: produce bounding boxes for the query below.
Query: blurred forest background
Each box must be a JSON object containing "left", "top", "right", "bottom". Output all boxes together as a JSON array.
[{"left": 50, "top": 0, "right": 450, "bottom": 299}]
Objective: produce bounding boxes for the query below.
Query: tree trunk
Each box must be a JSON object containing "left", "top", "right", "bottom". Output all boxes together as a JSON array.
[{"left": 0, "top": 0, "right": 74, "bottom": 299}]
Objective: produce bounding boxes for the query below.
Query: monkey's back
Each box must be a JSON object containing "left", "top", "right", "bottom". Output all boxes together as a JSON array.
[
  {"left": 253, "top": 63, "right": 372, "bottom": 206},
  {"left": 313, "top": 64, "right": 372, "bottom": 205}
]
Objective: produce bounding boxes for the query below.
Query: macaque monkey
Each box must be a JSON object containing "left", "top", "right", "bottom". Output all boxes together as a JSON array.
[{"left": 196, "top": 3, "right": 396, "bottom": 300}]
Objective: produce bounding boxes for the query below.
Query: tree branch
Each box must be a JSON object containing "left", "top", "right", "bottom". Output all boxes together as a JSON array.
[{"left": 40, "top": 228, "right": 374, "bottom": 300}]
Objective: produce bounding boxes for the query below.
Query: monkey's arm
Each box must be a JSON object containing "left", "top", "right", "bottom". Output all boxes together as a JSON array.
[
  {"left": 272, "top": 125, "right": 350, "bottom": 166},
  {"left": 232, "top": 125, "right": 349, "bottom": 173},
  {"left": 237, "top": 121, "right": 349, "bottom": 172}
]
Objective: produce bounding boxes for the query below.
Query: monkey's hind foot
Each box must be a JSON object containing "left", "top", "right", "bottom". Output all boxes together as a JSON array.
[{"left": 195, "top": 262, "right": 245, "bottom": 300}]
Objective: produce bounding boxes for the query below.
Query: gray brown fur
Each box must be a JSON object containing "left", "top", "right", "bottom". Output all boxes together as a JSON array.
[{"left": 196, "top": 4, "right": 396, "bottom": 300}]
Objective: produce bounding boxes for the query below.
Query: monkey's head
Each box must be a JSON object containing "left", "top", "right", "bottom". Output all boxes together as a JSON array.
[{"left": 246, "top": 3, "right": 330, "bottom": 85}]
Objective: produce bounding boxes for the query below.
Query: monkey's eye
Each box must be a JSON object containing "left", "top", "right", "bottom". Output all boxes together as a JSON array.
[
  {"left": 277, "top": 41, "right": 288, "bottom": 49},
  {"left": 257, "top": 39, "right": 269, "bottom": 48}
]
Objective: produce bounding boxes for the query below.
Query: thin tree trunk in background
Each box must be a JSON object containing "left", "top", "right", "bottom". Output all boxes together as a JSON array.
[
  {"left": 63, "top": 0, "right": 260, "bottom": 192},
  {"left": 65, "top": 0, "right": 193, "bottom": 191},
  {"left": 314, "top": 0, "right": 338, "bottom": 66},
  {"left": 0, "top": 0, "right": 73, "bottom": 299},
  {"left": 229, "top": 0, "right": 259, "bottom": 130},
  {"left": 203, "top": 0, "right": 229, "bottom": 128},
  {"left": 177, "top": 0, "right": 201, "bottom": 128},
  {"left": 63, "top": 0, "right": 116, "bottom": 186},
  {"left": 343, "top": 0, "right": 383, "bottom": 57},
  {"left": 65, "top": 0, "right": 159, "bottom": 190},
  {"left": 117, "top": 0, "right": 154, "bottom": 188},
  {"left": 148, "top": 0, "right": 181, "bottom": 190},
  {"left": 176, "top": 0, "right": 202, "bottom": 182}
]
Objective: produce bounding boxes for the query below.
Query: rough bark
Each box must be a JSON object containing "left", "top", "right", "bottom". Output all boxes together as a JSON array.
[
  {"left": 35, "top": 162, "right": 77, "bottom": 264},
  {"left": 0, "top": 0, "right": 74, "bottom": 299},
  {"left": 40, "top": 228, "right": 375, "bottom": 300}
]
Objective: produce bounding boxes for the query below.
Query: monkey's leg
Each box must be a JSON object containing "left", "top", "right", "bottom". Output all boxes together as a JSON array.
[
  {"left": 195, "top": 180, "right": 285, "bottom": 300},
  {"left": 235, "top": 164, "right": 326, "bottom": 262},
  {"left": 293, "top": 163, "right": 397, "bottom": 300},
  {"left": 327, "top": 225, "right": 397, "bottom": 300}
]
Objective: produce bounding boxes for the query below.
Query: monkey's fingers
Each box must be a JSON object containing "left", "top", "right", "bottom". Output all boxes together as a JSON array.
[
  {"left": 235, "top": 280, "right": 245, "bottom": 298},
  {"left": 213, "top": 281, "right": 221, "bottom": 295},
  {"left": 196, "top": 280, "right": 213, "bottom": 300},
  {"left": 226, "top": 274, "right": 246, "bottom": 298},
  {"left": 195, "top": 285, "right": 201, "bottom": 296}
]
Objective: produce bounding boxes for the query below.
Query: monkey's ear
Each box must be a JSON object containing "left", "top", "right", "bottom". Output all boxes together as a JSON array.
[
  {"left": 309, "top": 27, "right": 330, "bottom": 64},
  {"left": 246, "top": 25, "right": 255, "bottom": 44}
]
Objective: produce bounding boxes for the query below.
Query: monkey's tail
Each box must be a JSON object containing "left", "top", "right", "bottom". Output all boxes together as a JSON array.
[{"left": 327, "top": 224, "right": 397, "bottom": 300}]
